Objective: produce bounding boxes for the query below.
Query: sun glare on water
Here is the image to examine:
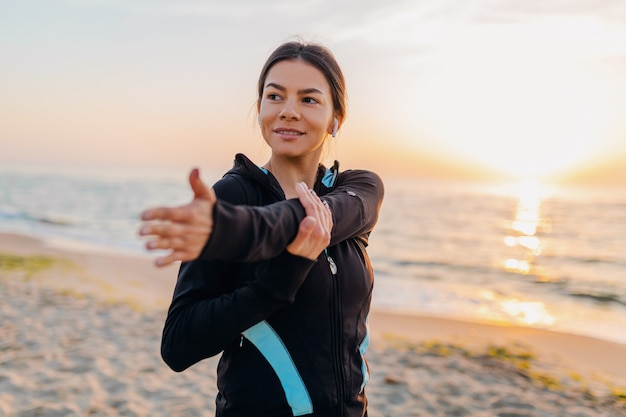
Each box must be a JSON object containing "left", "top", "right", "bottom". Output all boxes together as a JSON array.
[
  {"left": 484, "top": 178, "right": 557, "bottom": 327},
  {"left": 502, "top": 178, "right": 548, "bottom": 274}
]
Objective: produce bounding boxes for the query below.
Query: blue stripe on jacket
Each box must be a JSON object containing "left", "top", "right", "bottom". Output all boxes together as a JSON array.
[{"left": 242, "top": 321, "right": 314, "bottom": 416}]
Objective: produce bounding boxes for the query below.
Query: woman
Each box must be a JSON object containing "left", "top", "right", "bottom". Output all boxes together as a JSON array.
[{"left": 140, "top": 41, "right": 384, "bottom": 417}]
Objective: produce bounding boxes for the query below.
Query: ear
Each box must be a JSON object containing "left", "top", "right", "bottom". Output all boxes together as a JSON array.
[{"left": 330, "top": 117, "right": 341, "bottom": 137}]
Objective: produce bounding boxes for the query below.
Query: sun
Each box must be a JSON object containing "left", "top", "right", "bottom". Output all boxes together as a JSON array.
[{"left": 411, "top": 56, "right": 619, "bottom": 179}]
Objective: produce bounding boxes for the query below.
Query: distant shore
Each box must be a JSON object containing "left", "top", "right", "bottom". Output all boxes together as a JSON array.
[{"left": 1, "top": 231, "right": 625, "bottom": 416}]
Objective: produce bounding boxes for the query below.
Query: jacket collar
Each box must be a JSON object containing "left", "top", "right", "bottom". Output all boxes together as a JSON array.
[{"left": 228, "top": 153, "right": 340, "bottom": 197}]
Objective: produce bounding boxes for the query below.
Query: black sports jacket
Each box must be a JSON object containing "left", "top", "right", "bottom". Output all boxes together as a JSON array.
[{"left": 161, "top": 154, "right": 384, "bottom": 417}]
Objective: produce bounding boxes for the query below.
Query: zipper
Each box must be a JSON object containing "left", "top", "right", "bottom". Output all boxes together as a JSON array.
[
  {"left": 326, "top": 248, "right": 345, "bottom": 416},
  {"left": 325, "top": 249, "right": 338, "bottom": 275}
]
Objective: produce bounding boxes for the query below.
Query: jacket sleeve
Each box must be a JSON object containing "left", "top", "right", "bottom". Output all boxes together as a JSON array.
[
  {"left": 199, "top": 170, "right": 384, "bottom": 263},
  {"left": 322, "top": 169, "right": 384, "bottom": 247},
  {"left": 161, "top": 175, "right": 317, "bottom": 372},
  {"left": 161, "top": 251, "right": 316, "bottom": 372}
]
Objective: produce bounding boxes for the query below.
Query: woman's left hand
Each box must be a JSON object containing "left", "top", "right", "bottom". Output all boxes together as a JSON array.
[
  {"left": 286, "top": 183, "right": 333, "bottom": 260},
  {"left": 138, "top": 168, "right": 216, "bottom": 267}
]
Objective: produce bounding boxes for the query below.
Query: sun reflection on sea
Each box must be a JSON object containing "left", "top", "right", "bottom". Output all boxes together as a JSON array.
[
  {"left": 475, "top": 178, "right": 558, "bottom": 327},
  {"left": 478, "top": 290, "right": 556, "bottom": 327},
  {"left": 502, "top": 178, "right": 549, "bottom": 275}
]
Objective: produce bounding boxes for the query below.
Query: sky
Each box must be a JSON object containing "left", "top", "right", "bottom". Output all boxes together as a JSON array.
[{"left": 2, "top": 0, "right": 626, "bottom": 184}]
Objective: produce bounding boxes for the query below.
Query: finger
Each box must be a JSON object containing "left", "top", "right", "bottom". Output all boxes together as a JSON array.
[
  {"left": 290, "top": 216, "right": 316, "bottom": 247},
  {"left": 313, "top": 210, "right": 331, "bottom": 239},
  {"left": 155, "top": 247, "right": 198, "bottom": 267},
  {"left": 140, "top": 206, "right": 193, "bottom": 223},
  {"left": 296, "top": 183, "right": 324, "bottom": 219},
  {"left": 189, "top": 168, "right": 216, "bottom": 202},
  {"left": 140, "top": 222, "right": 172, "bottom": 238},
  {"left": 145, "top": 238, "right": 161, "bottom": 251},
  {"left": 140, "top": 207, "right": 167, "bottom": 221},
  {"left": 300, "top": 216, "right": 316, "bottom": 233},
  {"left": 295, "top": 182, "right": 319, "bottom": 206},
  {"left": 145, "top": 236, "right": 186, "bottom": 251},
  {"left": 139, "top": 222, "right": 164, "bottom": 237},
  {"left": 154, "top": 253, "right": 177, "bottom": 267},
  {"left": 311, "top": 192, "right": 329, "bottom": 228},
  {"left": 294, "top": 183, "right": 331, "bottom": 238},
  {"left": 294, "top": 182, "right": 310, "bottom": 204},
  {"left": 286, "top": 217, "right": 317, "bottom": 256},
  {"left": 308, "top": 198, "right": 331, "bottom": 239}
]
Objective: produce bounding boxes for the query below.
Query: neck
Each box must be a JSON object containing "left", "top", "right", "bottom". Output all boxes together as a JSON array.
[{"left": 264, "top": 155, "right": 320, "bottom": 199}]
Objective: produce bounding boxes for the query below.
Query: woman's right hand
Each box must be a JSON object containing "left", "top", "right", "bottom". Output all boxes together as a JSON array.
[
  {"left": 139, "top": 168, "right": 216, "bottom": 267},
  {"left": 286, "top": 183, "right": 333, "bottom": 260}
]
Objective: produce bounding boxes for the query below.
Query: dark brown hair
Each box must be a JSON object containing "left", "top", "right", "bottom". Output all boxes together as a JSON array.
[{"left": 257, "top": 41, "right": 347, "bottom": 121}]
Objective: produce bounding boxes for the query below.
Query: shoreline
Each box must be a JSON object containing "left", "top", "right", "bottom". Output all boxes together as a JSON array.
[
  {"left": 2, "top": 231, "right": 626, "bottom": 415},
  {"left": 2, "top": 231, "right": 626, "bottom": 386},
  {"left": 369, "top": 309, "right": 626, "bottom": 388}
]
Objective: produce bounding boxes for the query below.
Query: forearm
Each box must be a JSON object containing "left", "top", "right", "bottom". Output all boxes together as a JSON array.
[
  {"left": 199, "top": 198, "right": 304, "bottom": 262},
  {"left": 199, "top": 170, "right": 384, "bottom": 263},
  {"left": 161, "top": 252, "right": 315, "bottom": 372},
  {"left": 324, "top": 170, "right": 384, "bottom": 246}
]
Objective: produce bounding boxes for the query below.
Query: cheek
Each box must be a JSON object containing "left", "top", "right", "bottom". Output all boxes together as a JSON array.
[
  {"left": 258, "top": 104, "right": 277, "bottom": 125},
  {"left": 318, "top": 115, "right": 335, "bottom": 134},
  {"left": 260, "top": 120, "right": 271, "bottom": 140},
  {"left": 257, "top": 110, "right": 270, "bottom": 132}
]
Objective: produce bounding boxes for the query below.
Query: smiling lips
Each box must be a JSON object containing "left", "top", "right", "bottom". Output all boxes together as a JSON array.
[{"left": 274, "top": 128, "right": 304, "bottom": 138}]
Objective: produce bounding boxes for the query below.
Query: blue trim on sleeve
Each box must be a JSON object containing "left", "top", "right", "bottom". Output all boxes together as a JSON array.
[{"left": 242, "top": 321, "right": 313, "bottom": 416}]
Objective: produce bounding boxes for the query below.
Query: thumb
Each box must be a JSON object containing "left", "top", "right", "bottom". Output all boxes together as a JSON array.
[
  {"left": 300, "top": 216, "right": 317, "bottom": 232},
  {"left": 189, "top": 168, "right": 213, "bottom": 200}
]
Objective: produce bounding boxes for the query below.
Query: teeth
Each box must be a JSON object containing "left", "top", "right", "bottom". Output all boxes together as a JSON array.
[{"left": 276, "top": 130, "right": 301, "bottom": 136}]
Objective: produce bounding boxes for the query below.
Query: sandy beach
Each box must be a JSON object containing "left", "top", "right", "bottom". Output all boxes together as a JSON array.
[{"left": 1, "top": 232, "right": 625, "bottom": 417}]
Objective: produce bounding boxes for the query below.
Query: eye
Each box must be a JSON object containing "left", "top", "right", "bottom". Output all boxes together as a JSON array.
[
  {"left": 303, "top": 97, "right": 319, "bottom": 104},
  {"left": 266, "top": 93, "right": 282, "bottom": 101}
]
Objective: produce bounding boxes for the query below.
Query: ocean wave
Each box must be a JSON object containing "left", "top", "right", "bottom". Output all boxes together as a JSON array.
[
  {"left": 0, "top": 207, "right": 81, "bottom": 227},
  {"left": 541, "top": 253, "right": 626, "bottom": 268},
  {"left": 569, "top": 291, "right": 626, "bottom": 306},
  {"left": 32, "top": 215, "right": 78, "bottom": 226},
  {"left": 374, "top": 258, "right": 495, "bottom": 283},
  {"left": 375, "top": 257, "right": 490, "bottom": 271},
  {"left": 570, "top": 256, "right": 624, "bottom": 265}
]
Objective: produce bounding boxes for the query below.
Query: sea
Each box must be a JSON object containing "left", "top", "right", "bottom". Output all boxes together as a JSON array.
[{"left": 1, "top": 166, "right": 625, "bottom": 346}]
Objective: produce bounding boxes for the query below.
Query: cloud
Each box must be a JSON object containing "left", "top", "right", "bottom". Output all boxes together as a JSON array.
[
  {"left": 64, "top": 0, "right": 329, "bottom": 20},
  {"left": 481, "top": 0, "right": 626, "bottom": 21},
  {"left": 318, "top": 0, "right": 626, "bottom": 68}
]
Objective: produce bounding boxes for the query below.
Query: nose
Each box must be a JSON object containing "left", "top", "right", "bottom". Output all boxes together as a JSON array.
[{"left": 279, "top": 99, "right": 301, "bottom": 120}]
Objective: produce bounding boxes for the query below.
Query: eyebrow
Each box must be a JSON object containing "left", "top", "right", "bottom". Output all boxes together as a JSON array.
[{"left": 265, "top": 82, "right": 324, "bottom": 96}]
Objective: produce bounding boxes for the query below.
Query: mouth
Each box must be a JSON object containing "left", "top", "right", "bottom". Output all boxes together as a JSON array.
[{"left": 274, "top": 128, "right": 304, "bottom": 137}]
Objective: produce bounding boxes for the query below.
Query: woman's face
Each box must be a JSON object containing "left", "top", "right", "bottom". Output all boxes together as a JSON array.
[{"left": 258, "top": 59, "right": 336, "bottom": 161}]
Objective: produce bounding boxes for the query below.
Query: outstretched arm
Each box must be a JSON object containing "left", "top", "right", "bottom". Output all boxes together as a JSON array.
[
  {"left": 161, "top": 185, "right": 332, "bottom": 371},
  {"left": 140, "top": 168, "right": 383, "bottom": 265},
  {"left": 199, "top": 169, "right": 384, "bottom": 262}
]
